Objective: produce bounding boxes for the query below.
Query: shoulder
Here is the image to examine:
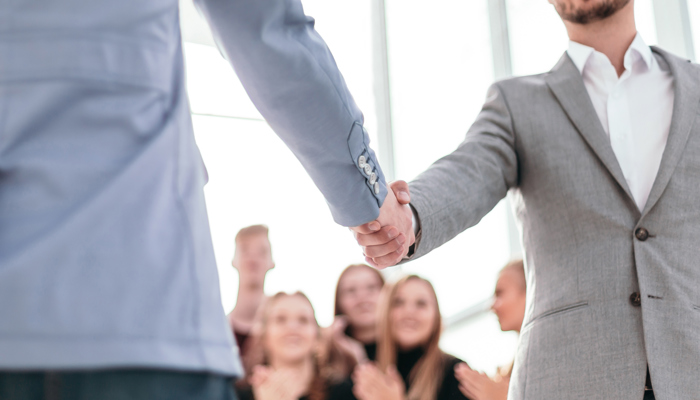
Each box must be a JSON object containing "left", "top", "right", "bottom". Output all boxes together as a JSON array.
[
  {"left": 651, "top": 46, "right": 700, "bottom": 79},
  {"left": 494, "top": 71, "right": 551, "bottom": 91},
  {"left": 327, "top": 378, "right": 356, "bottom": 400},
  {"left": 486, "top": 72, "right": 555, "bottom": 114},
  {"left": 441, "top": 353, "right": 465, "bottom": 376},
  {"left": 438, "top": 354, "right": 470, "bottom": 400},
  {"left": 235, "top": 386, "right": 254, "bottom": 400}
]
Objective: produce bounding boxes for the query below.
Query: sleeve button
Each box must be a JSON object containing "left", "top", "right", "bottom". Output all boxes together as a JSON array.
[{"left": 358, "top": 155, "right": 366, "bottom": 168}]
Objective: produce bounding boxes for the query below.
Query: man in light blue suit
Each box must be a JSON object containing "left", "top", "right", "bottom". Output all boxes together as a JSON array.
[{"left": 0, "top": 0, "right": 410, "bottom": 398}]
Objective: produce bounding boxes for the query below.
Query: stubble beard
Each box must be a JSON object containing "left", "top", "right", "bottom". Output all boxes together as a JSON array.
[{"left": 554, "top": 0, "right": 631, "bottom": 24}]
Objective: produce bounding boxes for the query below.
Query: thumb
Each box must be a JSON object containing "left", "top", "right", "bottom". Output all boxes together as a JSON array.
[
  {"left": 350, "top": 220, "right": 381, "bottom": 234},
  {"left": 389, "top": 180, "right": 410, "bottom": 204}
]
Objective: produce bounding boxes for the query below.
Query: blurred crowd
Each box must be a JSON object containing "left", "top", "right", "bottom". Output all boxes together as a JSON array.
[{"left": 226, "top": 225, "right": 527, "bottom": 400}]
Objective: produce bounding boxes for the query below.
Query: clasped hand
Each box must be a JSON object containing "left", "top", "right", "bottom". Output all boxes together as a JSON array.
[{"left": 350, "top": 181, "right": 414, "bottom": 269}]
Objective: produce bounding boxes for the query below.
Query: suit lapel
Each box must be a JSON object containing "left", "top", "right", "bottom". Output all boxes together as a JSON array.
[
  {"left": 545, "top": 54, "right": 636, "bottom": 205},
  {"left": 641, "top": 47, "right": 700, "bottom": 216}
]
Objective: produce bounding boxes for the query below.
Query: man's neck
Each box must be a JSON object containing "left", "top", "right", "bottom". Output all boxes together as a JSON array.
[
  {"left": 564, "top": 2, "right": 637, "bottom": 76},
  {"left": 230, "top": 282, "right": 265, "bottom": 331}
]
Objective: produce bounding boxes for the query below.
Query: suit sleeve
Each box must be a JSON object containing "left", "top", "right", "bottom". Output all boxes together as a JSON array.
[
  {"left": 192, "top": 0, "right": 386, "bottom": 227},
  {"left": 407, "top": 83, "right": 518, "bottom": 260}
]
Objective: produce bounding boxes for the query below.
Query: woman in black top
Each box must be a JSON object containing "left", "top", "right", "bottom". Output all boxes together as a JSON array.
[
  {"left": 334, "top": 275, "right": 470, "bottom": 400},
  {"left": 321, "top": 264, "right": 385, "bottom": 381},
  {"left": 236, "top": 292, "right": 346, "bottom": 400}
]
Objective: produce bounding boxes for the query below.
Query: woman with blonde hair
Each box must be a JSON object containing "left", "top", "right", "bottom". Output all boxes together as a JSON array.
[
  {"left": 454, "top": 260, "right": 526, "bottom": 400},
  {"left": 320, "top": 264, "right": 385, "bottom": 382},
  {"left": 236, "top": 292, "right": 350, "bottom": 400},
  {"left": 335, "top": 275, "right": 469, "bottom": 400}
]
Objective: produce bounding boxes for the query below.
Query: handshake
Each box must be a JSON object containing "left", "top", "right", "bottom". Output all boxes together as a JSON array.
[{"left": 350, "top": 181, "right": 416, "bottom": 269}]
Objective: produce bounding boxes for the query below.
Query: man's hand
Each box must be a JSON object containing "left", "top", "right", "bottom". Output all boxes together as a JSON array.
[{"left": 351, "top": 181, "right": 413, "bottom": 269}]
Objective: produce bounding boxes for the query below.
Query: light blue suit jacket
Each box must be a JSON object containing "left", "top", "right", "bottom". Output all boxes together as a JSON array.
[{"left": 0, "top": 0, "right": 385, "bottom": 375}]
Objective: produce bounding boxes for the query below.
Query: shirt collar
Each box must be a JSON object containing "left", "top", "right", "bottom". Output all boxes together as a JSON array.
[{"left": 567, "top": 32, "right": 653, "bottom": 74}]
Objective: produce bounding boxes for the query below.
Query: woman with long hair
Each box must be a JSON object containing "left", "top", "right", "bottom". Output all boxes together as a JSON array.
[
  {"left": 236, "top": 292, "right": 349, "bottom": 400},
  {"left": 339, "top": 275, "right": 469, "bottom": 400},
  {"left": 454, "top": 260, "right": 526, "bottom": 400},
  {"left": 321, "top": 264, "right": 385, "bottom": 381}
]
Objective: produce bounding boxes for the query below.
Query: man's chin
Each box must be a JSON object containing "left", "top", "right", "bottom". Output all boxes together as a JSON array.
[{"left": 556, "top": 0, "right": 631, "bottom": 24}]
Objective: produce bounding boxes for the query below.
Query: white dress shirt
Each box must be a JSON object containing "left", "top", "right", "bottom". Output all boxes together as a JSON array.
[{"left": 567, "top": 33, "right": 675, "bottom": 211}]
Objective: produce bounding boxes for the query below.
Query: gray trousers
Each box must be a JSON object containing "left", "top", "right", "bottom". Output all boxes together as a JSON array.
[{"left": 0, "top": 370, "right": 237, "bottom": 400}]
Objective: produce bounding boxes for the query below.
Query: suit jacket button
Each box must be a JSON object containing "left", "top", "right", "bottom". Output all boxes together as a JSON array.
[
  {"left": 363, "top": 164, "right": 372, "bottom": 175},
  {"left": 373, "top": 182, "right": 380, "bottom": 194},
  {"left": 630, "top": 292, "right": 641, "bottom": 307},
  {"left": 635, "top": 228, "right": 649, "bottom": 241}
]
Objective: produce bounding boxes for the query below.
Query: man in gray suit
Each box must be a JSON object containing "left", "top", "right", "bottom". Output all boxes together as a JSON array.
[
  {"left": 0, "top": 0, "right": 410, "bottom": 398},
  {"left": 353, "top": 0, "right": 700, "bottom": 399}
]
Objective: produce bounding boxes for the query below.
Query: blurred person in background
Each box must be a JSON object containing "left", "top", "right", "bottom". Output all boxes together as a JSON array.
[
  {"left": 455, "top": 260, "right": 526, "bottom": 400},
  {"left": 334, "top": 275, "right": 470, "bottom": 400},
  {"left": 321, "top": 264, "right": 385, "bottom": 382},
  {"left": 228, "top": 225, "right": 275, "bottom": 359},
  {"left": 235, "top": 292, "right": 351, "bottom": 400}
]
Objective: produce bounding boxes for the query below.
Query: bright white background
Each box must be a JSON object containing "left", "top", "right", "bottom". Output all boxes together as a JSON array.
[{"left": 179, "top": 0, "right": 692, "bottom": 375}]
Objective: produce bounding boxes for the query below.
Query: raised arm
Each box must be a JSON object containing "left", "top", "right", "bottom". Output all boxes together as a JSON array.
[
  {"left": 193, "top": 0, "right": 386, "bottom": 227},
  {"left": 356, "top": 83, "right": 519, "bottom": 267}
]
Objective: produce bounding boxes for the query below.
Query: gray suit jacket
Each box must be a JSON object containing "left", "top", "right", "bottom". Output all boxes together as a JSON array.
[{"left": 408, "top": 48, "right": 700, "bottom": 400}]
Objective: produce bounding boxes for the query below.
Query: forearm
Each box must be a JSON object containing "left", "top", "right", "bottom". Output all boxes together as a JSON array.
[
  {"left": 403, "top": 83, "right": 518, "bottom": 260},
  {"left": 194, "top": 0, "right": 386, "bottom": 226}
]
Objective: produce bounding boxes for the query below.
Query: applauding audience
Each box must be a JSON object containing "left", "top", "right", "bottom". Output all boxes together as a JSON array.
[
  {"left": 454, "top": 260, "right": 526, "bottom": 400},
  {"left": 335, "top": 275, "right": 469, "bottom": 400}
]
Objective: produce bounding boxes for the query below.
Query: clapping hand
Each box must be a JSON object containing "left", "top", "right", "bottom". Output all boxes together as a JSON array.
[
  {"left": 326, "top": 316, "right": 368, "bottom": 364},
  {"left": 352, "top": 363, "right": 406, "bottom": 400},
  {"left": 454, "top": 363, "right": 510, "bottom": 400},
  {"left": 351, "top": 181, "right": 414, "bottom": 269},
  {"left": 250, "top": 366, "right": 305, "bottom": 400}
]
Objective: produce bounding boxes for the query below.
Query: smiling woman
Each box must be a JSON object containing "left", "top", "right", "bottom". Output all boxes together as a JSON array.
[
  {"left": 236, "top": 292, "right": 354, "bottom": 400},
  {"left": 333, "top": 275, "right": 470, "bottom": 400},
  {"left": 320, "top": 264, "right": 386, "bottom": 383}
]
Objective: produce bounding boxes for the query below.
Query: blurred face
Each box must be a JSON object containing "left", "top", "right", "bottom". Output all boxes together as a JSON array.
[
  {"left": 548, "top": 0, "right": 631, "bottom": 24},
  {"left": 233, "top": 234, "right": 274, "bottom": 284},
  {"left": 337, "top": 268, "right": 383, "bottom": 333},
  {"left": 390, "top": 280, "right": 438, "bottom": 351},
  {"left": 264, "top": 296, "right": 319, "bottom": 366},
  {"left": 491, "top": 270, "right": 527, "bottom": 332}
]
